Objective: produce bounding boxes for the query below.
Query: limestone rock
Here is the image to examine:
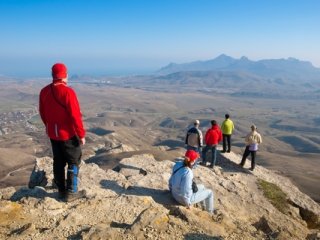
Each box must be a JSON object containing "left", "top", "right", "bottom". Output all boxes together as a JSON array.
[
  {"left": 28, "top": 157, "right": 54, "bottom": 188},
  {"left": 0, "top": 150, "right": 319, "bottom": 240},
  {"left": 0, "top": 186, "right": 16, "bottom": 200}
]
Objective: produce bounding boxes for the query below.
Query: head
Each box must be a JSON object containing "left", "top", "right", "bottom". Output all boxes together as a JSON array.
[
  {"left": 184, "top": 150, "right": 199, "bottom": 168},
  {"left": 225, "top": 114, "right": 230, "bottom": 119},
  {"left": 251, "top": 124, "right": 257, "bottom": 131},
  {"left": 194, "top": 119, "right": 200, "bottom": 127},
  {"left": 211, "top": 120, "right": 217, "bottom": 126},
  {"left": 52, "top": 63, "right": 68, "bottom": 82}
]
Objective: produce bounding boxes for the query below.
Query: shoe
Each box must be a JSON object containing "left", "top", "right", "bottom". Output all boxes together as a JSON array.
[
  {"left": 200, "top": 162, "right": 206, "bottom": 166},
  {"left": 238, "top": 163, "right": 244, "bottom": 167},
  {"left": 249, "top": 168, "right": 254, "bottom": 171},
  {"left": 220, "top": 150, "right": 226, "bottom": 153},
  {"left": 212, "top": 209, "right": 224, "bottom": 223},
  {"left": 58, "top": 191, "right": 66, "bottom": 200},
  {"left": 66, "top": 190, "right": 86, "bottom": 202},
  {"left": 227, "top": 150, "right": 230, "bottom": 153},
  {"left": 209, "top": 165, "right": 214, "bottom": 168}
]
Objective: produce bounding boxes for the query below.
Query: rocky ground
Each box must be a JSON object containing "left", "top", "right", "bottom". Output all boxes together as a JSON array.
[{"left": 0, "top": 148, "right": 320, "bottom": 239}]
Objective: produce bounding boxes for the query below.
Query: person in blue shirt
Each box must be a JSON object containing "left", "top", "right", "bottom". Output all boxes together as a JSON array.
[{"left": 169, "top": 150, "right": 214, "bottom": 213}]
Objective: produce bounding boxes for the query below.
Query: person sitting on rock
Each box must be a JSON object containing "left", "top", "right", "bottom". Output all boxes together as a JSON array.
[{"left": 169, "top": 150, "right": 216, "bottom": 214}]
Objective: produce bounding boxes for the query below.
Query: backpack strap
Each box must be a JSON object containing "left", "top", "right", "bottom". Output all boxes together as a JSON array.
[{"left": 173, "top": 165, "right": 185, "bottom": 175}]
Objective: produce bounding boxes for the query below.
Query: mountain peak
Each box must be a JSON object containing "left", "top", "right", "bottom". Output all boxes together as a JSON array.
[
  {"left": 240, "top": 56, "right": 250, "bottom": 61},
  {"left": 216, "top": 53, "right": 232, "bottom": 59}
]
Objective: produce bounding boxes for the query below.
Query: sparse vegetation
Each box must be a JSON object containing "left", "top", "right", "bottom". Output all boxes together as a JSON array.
[
  {"left": 0, "top": 80, "right": 319, "bottom": 203},
  {"left": 257, "top": 179, "right": 289, "bottom": 214}
]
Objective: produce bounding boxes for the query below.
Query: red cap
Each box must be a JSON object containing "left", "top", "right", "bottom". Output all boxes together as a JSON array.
[
  {"left": 52, "top": 63, "right": 67, "bottom": 80},
  {"left": 185, "top": 150, "right": 199, "bottom": 162}
]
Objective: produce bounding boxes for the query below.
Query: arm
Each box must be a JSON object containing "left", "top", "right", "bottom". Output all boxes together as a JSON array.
[
  {"left": 258, "top": 133, "right": 262, "bottom": 144},
  {"left": 218, "top": 129, "right": 223, "bottom": 142},
  {"left": 169, "top": 163, "right": 179, "bottom": 191},
  {"left": 185, "top": 130, "right": 189, "bottom": 145},
  {"left": 198, "top": 130, "right": 203, "bottom": 147},
  {"left": 204, "top": 130, "right": 209, "bottom": 145},
  {"left": 245, "top": 133, "right": 250, "bottom": 145},
  {"left": 180, "top": 171, "right": 193, "bottom": 206},
  {"left": 66, "top": 89, "right": 86, "bottom": 140},
  {"left": 221, "top": 121, "right": 225, "bottom": 133},
  {"left": 39, "top": 89, "right": 47, "bottom": 125}
]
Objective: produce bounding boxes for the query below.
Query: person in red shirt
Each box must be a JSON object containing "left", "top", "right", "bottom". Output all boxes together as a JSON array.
[
  {"left": 39, "top": 63, "right": 86, "bottom": 201},
  {"left": 201, "top": 120, "right": 223, "bottom": 168}
]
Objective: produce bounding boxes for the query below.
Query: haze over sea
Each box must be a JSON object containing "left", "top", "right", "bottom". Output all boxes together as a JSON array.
[{"left": 0, "top": 0, "right": 320, "bottom": 76}]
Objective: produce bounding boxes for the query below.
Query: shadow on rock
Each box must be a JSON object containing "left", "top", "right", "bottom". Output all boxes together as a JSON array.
[
  {"left": 100, "top": 179, "right": 178, "bottom": 208},
  {"left": 215, "top": 151, "right": 253, "bottom": 174},
  {"left": 10, "top": 186, "right": 56, "bottom": 201},
  {"left": 154, "top": 139, "right": 184, "bottom": 150},
  {"left": 184, "top": 233, "right": 223, "bottom": 240},
  {"left": 112, "top": 163, "right": 147, "bottom": 174}
]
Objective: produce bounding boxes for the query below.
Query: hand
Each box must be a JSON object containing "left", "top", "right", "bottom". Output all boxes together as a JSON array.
[{"left": 80, "top": 137, "right": 86, "bottom": 145}]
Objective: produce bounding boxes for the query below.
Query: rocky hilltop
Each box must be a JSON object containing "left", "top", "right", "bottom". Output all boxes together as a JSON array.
[{"left": 0, "top": 147, "right": 320, "bottom": 239}]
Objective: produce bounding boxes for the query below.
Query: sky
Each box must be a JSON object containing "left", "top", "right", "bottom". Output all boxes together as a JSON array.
[{"left": 0, "top": 0, "right": 319, "bottom": 77}]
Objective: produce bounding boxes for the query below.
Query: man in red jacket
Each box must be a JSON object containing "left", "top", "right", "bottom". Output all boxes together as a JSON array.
[
  {"left": 201, "top": 120, "right": 223, "bottom": 168},
  {"left": 39, "top": 63, "right": 86, "bottom": 202}
]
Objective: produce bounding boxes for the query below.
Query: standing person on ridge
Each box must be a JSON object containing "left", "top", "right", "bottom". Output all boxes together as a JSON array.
[
  {"left": 169, "top": 150, "right": 223, "bottom": 222},
  {"left": 201, "top": 120, "right": 223, "bottom": 168},
  {"left": 39, "top": 63, "right": 86, "bottom": 202},
  {"left": 239, "top": 125, "right": 262, "bottom": 171},
  {"left": 221, "top": 114, "right": 234, "bottom": 153},
  {"left": 185, "top": 119, "right": 203, "bottom": 164}
]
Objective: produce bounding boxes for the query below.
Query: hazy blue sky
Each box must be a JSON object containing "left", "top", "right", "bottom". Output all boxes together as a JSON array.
[{"left": 0, "top": 0, "right": 319, "bottom": 77}]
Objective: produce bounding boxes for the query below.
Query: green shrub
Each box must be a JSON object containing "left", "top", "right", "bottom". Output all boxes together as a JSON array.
[{"left": 257, "top": 179, "right": 289, "bottom": 214}]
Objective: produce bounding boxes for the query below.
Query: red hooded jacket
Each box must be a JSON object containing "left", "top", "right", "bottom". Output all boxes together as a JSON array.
[
  {"left": 204, "top": 125, "right": 222, "bottom": 146},
  {"left": 39, "top": 80, "right": 85, "bottom": 141}
]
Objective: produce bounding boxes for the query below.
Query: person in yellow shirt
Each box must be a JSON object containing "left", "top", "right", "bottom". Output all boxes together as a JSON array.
[{"left": 220, "top": 114, "right": 234, "bottom": 153}]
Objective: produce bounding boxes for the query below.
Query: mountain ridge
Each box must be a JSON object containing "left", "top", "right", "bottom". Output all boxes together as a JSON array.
[{"left": 158, "top": 54, "right": 320, "bottom": 83}]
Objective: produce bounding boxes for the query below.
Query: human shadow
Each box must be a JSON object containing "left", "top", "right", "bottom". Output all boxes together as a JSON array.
[
  {"left": 100, "top": 179, "right": 179, "bottom": 209},
  {"left": 184, "top": 233, "right": 223, "bottom": 240},
  {"left": 154, "top": 139, "right": 184, "bottom": 150},
  {"left": 202, "top": 150, "right": 253, "bottom": 174},
  {"left": 88, "top": 127, "right": 114, "bottom": 136},
  {"left": 10, "top": 186, "right": 58, "bottom": 201}
]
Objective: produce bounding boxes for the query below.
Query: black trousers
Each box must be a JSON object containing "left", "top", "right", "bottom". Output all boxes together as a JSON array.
[
  {"left": 240, "top": 146, "right": 256, "bottom": 169},
  {"left": 222, "top": 134, "right": 231, "bottom": 152},
  {"left": 50, "top": 136, "right": 82, "bottom": 193}
]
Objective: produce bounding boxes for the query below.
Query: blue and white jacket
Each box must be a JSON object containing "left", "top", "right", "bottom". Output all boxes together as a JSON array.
[{"left": 169, "top": 161, "right": 193, "bottom": 206}]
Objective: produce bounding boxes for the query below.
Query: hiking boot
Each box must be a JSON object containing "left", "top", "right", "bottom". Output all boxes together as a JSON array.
[
  {"left": 212, "top": 209, "right": 224, "bottom": 223},
  {"left": 66, "top": 190, "right": 86, "bottom": 202},
  {"left": 58, "top": 191, "right": 66, "bottom": 200}
]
